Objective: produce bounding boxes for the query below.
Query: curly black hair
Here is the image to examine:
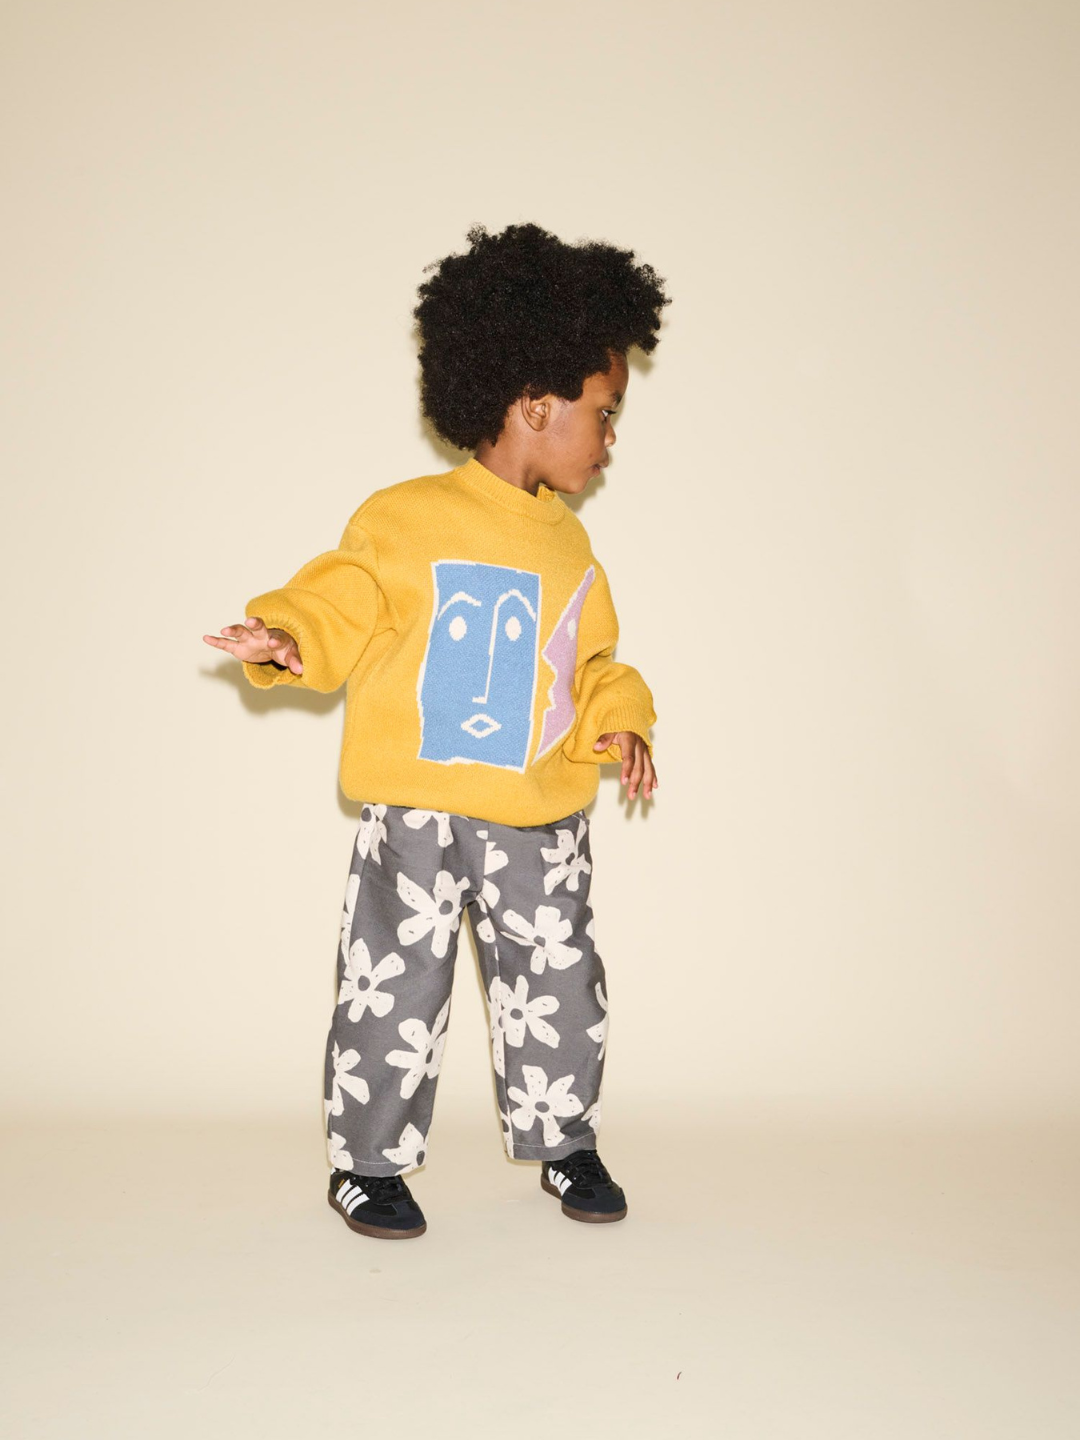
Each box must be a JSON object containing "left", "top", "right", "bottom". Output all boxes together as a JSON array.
[{"left": 412, "top": 221, "right": 672, "bottom": 451}]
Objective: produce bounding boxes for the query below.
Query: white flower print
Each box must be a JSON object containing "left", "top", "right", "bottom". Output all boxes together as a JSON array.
[
  {"left": 499, "top": 904, "right": 582, "bottom": 976},
  {"left": 326, "top": 1040, "right": 370, "bottom": 1115},
  {"left": 338, "top": 936, "right": 405, "bottom": 1022},
  {"left": 341, "top": 871, "right": 360, "bottom": 959},
  {"left": 327, "top": 1129, "right": 353, "bottom": 1170},
  {"left": 586, "top": 981, "right": 608, "bottom": 1060},
  {"left": 385, "top": 997, "right": 451, "bottom": 1098},
  {"left": 356, "top": 804, "right": 388, "bottom": 864},
  {"left": 382, "top": 1122, "right": 429, "bottom": 1171},
  {"left": 487, "top": 974, "right": 560, "bottom": 1077},
  {"left": 507, "top": 1065, "right": 584, "bottom": 1147},
  {"left": 540, "top": 817, "right": 592, "bottom": 894},
  {"left": 498, "top": 1105, "right": 514, "bottom": 1157},
  {"left": 403, "top": 809, "right": 455, "bottom": 846},
  {"left": 585, "top": 912, "right": 595, "bottom": 941},
  {"left": 479, "top": 835, "right": 509, "bottom": 911},
  {"left": 582, "top": 1097, "right": 601, "bottom": 1133},
  {"left": 396, "top": 869, "right": 470, "bottom": 957},
  {"left": 475, "top": 914, "right": 497, "bottom": 945}
]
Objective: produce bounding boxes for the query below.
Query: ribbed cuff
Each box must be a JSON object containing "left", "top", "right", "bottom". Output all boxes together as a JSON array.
[
  {"left": 594, "top": 705, "right": 656, "bottom": 757},
  {"left": 240, "top": 657, "right": 297, "bottom": 688}
]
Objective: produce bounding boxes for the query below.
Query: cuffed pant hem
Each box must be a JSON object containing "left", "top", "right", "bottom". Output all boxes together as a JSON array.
[
  {"left": 328, "top": 1157, "right": 419, "bottom": 1178},
  {"left": 509, "top": 1134, "right": 599, "bottom": 1163}
]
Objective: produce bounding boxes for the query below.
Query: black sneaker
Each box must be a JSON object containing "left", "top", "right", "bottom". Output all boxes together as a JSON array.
[
  {"left": 328, "top": 1169, "right": 427, "bottom": 1239},
  {"left": 540, "top": 1149, "right": 628, "bottom": 1223}
]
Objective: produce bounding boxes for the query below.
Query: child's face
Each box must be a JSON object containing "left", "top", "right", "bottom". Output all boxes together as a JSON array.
[{"left": 534, "top": 349, "right": 629, "bottom": 495}]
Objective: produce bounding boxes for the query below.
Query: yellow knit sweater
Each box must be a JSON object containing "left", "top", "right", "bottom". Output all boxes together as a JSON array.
[{"left": 241, "top": 456, "right": 657, "bottom": 826}]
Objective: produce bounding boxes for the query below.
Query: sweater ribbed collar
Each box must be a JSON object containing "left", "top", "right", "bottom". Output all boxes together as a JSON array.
[{"left": 454, "top": 456, "right": 567, "bottom": 525}]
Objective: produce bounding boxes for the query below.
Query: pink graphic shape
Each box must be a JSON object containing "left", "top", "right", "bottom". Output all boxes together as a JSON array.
[{"left": 534, "top": 564, "right": 595, "bottom": 761}]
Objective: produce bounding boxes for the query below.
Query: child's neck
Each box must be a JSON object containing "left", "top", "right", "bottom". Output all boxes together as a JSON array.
[{"left": 471, "top": 443, "right": 547, "bottom": 497}]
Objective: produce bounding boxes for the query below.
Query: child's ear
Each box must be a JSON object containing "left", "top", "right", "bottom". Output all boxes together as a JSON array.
[{"left": 520, "top": 388, "right": 553, "bottom": 432}]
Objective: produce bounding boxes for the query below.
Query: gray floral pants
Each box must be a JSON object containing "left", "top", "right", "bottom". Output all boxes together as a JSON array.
[{"left": 323, "top": 802, "right": 609, "bottom": 1177}]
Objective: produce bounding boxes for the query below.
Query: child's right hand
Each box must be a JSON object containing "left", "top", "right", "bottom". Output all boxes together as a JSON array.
[{"left": 202, "top": 616, "right": 304, "bottom": 675}]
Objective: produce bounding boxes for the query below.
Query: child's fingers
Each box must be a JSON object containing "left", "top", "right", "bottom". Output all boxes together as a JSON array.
[
  {"left": 203, "top": 620, "right": 275, "bottom": 663},
  {"left": 618, "top": 733, "right": 636, "bottom": 789},
  {"left": 206, "top": 635, "right": 251, "bottom": 660},
  {"left": 219, "top": 621, "right": 263, "bottom": 643},
  {"left": 206, "top": 630, "right": 250, "bottom": 653},
  {"left": 264, "top": 631, "right": 303, "bottom": 674},
  {"left": 267, "top": 636, "right": 302, "bottom": 674},
  {"left": 643, "top": 751, "right": 658, "bottom": 798},
  {"left": 626, "top": 743, "right": 645, "bottom": 798}
]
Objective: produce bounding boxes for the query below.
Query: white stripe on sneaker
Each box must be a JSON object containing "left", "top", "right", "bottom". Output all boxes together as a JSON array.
[
  {"left": 337, "top": 1182, "right": 359, "bottom": 1207},
  {"left": 345, "top": 1190, "right": 369, "bottom": 1213}
]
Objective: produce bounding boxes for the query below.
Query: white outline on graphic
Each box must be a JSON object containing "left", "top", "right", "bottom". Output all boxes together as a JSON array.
[{"left": 416, "top": 559, "right": 542, "bottom": 773}]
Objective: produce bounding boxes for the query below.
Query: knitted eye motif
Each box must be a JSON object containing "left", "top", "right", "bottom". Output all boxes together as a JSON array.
[
  {"left": 449, "top": 615, "right": 467, "bottom": 640},
  {"left": 505, "top": 615, "right": 522, "bottom": 641}
]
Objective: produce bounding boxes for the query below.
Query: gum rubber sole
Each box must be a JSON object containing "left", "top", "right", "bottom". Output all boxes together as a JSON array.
[
  {"left": 540, "top": 1173, "right": 628, "bottom": 1223},
  {"left": 327, "top": 1190, "right": 427, "bottom": 1239}
]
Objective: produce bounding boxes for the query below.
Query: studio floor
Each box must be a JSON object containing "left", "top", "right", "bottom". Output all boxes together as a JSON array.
[{"left": 2, "top": 1112, "right": 1077, "bottom": 1438}]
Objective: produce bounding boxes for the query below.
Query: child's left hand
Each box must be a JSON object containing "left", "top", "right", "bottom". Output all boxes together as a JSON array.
[{"left": 593, "top": 731, "right": 658, "bottom": 800}]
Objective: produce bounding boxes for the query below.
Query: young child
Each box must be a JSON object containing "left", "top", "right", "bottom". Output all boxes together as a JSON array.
[{"left": 204, "top": 221, "right": 670, "bottom": 1239}]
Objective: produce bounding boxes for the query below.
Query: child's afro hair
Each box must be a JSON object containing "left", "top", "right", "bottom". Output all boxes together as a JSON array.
[{"left": 412, "top": 221, "right": 672, "bottom": 451}]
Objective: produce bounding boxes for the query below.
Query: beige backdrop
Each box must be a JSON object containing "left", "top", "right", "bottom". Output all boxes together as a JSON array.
[
  {"left": 5, "top": 5, "right": 1080, "bottom": 1437},
  {"left": 3, "top": 0, "right": 1078, "bottom": 1133}
]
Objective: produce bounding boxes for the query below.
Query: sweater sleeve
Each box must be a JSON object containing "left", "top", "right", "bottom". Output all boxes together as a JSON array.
[
  {"left": 561, "top": 556, "right": 658, "bottom": 765},
  {"left": 239, "top": 512, "right": 382, "bottom": 695}
]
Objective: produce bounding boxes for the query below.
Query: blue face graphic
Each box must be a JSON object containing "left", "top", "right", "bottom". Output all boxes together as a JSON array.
[{"left": 417, "top": 560, "right": 541, "bottom": 771}]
